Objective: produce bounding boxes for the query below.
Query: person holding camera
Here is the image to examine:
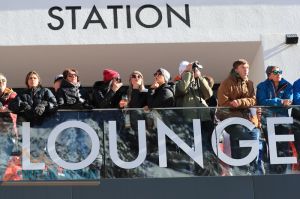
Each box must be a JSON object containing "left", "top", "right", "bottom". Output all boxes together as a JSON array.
[
  {"left": 175, "top": 61, "right": 214, "bottom": 154},
  {"left": 256, "top": 66, "right": 293, "bottom": 174},
  {"left": 92, "top": 68, "right": 126, "bottom": 108}
]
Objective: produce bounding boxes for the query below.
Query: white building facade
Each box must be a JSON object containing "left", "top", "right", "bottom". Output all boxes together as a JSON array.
[{"left": 1, "top": 0, "right": 300, "bottom": 87}]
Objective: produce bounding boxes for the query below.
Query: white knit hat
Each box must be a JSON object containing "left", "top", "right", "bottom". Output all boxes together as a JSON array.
[
  {"left": 179, "top": 61, "right": 189, "bottom": 75},
  {"left": 157, "top": 68, "right": 171, "bottom": 82}
]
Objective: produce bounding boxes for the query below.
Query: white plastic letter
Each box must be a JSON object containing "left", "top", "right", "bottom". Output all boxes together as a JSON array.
[
  {"left": 48, "top": 121, "right": 100, "bottom": 170},
  {"left": 22, "top": 122, "right": 45, "bottom": 170},
  {"left": 109, "top": 120, "right": 147, "bottom": 169},
  {"left": 157, "top": 118, "right": 203, "bottom": 168},
  {"left": 267, "top": 117, "right": 296, "bottom": 164},
  {"left": 211, "top": 117, "right": 259, "bottom": 166}
]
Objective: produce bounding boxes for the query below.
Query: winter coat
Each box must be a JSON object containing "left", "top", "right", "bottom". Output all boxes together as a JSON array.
[
  {"left": 92, "top": 81, "right": 126, "bottom": 108},
  {"left": 175, "top": 71, "right": 213, "bottom": 121},
  {"left": 147, "top": 83, "right": 175, "bottom": 108},
  {"left": 217, "top": 70, "right": 256, "bottom": 121},
  {"left": 56, "top": 79, "right": 91, "bottom": 109},
  {"left": 0, "top": 88, "right": 17, "bottom": 108},
  {"left": 9, "top": 86, "right": 57, "bottom": 123},
  {"left": 128, "top": 89, "right": 148, "bottom": 108},
  {"left": 292, "top": 79, "right": 300, "bottom": 119},
  {"left": 0, "top": 87, "right": 17, "bottom": 123},
  {"left": 256, "top": 78, "right": 293, "bottom": 117},
  {"left": 293, "top": 78, "right": 300, "bottom": 105}
]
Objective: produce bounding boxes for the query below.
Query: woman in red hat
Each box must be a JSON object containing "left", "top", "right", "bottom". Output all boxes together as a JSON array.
[{"left": 92, "top": 69, "right": 126, "bottom": 108}]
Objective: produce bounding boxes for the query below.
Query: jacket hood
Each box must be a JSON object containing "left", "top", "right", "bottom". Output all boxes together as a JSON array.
[{"left": 230, "top": 69, "right": 248, "bottom": 82}]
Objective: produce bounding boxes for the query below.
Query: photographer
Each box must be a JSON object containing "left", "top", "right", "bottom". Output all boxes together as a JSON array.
[
  {"left": 175, "top": 61, "right": 213, "bottom": 145},
  {"left": 175, "top": 61, "right": 213, "bottom": 120},
  {"left": 92, "top": 69, "right": 126, "bottom": 108}
]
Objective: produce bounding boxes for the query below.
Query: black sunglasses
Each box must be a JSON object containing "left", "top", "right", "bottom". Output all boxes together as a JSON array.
[
  {"left": 131, "top": 74, "right": 142, "bottom": 79},
  {"left": 153, "top": 72, "right": 162, "bottom": 77}
]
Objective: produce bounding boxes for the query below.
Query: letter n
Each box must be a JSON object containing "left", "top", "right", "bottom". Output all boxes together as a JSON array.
[{"left": 157, "top": 118, "right": 203, "bottom": 168}]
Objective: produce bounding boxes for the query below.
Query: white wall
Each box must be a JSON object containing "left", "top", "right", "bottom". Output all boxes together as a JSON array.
[{"left": 1, "top": 0, "right": 300, "bottom": 87}]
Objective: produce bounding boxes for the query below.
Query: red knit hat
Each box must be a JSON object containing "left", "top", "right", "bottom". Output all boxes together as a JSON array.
[{"left": 103, "top": 69, "right": 120, "bottom": 82}]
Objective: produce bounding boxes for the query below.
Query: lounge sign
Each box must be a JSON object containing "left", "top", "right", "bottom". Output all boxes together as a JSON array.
[{"left": 22, "top": 117, "right": 296, "bottom": 171}]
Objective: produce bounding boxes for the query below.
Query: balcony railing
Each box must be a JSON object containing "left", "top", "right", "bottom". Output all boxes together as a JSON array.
[{"left": 1, "top": 106, "right": 300, "bottom": 183}]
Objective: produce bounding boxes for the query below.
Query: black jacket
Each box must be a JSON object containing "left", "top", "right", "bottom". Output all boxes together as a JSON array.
[
  {"left": 9, "top": 86, "right": 57, "bottom": 123},
  {"left": 56, "top": 79, "right": 91, "bottom": 109},
  {"left": 147, "top": 83, "right": 175, "bottom": 108},
  {"left": 92, "top": 81, "right": 126, "bottom": 108},
  {"left": 128, "top": 89, "right": 148, "bottom": 108}
]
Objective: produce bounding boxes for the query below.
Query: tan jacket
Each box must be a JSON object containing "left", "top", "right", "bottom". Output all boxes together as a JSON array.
[{"left": 217, "top": 71, "right": 256, "bottom": 121}]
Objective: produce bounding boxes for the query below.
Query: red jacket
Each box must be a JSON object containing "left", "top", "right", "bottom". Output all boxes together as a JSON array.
[{"left": 0, "top": 87, "right": 17, "bottom": 108}]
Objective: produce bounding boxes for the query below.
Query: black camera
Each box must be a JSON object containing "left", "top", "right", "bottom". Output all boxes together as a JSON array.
[
  {"left": 192, "top": 61, "right": 202, "bottom": 70},
  {"left": 114, "top": 77, "right": 122, "bottom": 83}
]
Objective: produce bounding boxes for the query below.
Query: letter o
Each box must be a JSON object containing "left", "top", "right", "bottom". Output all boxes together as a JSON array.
[
  {"left": 47, "top": 121, "right": 100, "bottom": 170},
  {"left": 136, "top": 4, "right": 162, "bottom": 28}
]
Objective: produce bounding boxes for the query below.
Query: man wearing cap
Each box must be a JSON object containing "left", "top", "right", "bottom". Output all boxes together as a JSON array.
[
  {"left": 92, "top": 69, "right": 125, "bottom": 108},
  {"left": 175, "top": 61, "right": 213, "bottom": 146},
  {"left": 256, "top": 66, "right": 293, "bottom": 174},
  {"left": 147, "top": 68, "right": 175, "bottom": 108},
  {"left": 217, "top": 59, "right": 259, "bottom": 174}
]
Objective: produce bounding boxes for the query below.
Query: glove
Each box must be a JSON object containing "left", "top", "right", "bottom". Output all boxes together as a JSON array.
[
  {"left": 34, "top": 104, "right": 46, "bottom": 116},
  {"left": 20, "top": 102, "right": 32, "bottom": 111},
  {"left": 66, "top": 98, "right": 76, "bottom": 105}
]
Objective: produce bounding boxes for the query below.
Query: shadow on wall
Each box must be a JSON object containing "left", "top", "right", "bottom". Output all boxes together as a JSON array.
[{"left": 264, "top": 42, "right": 291, "bottom": 60}]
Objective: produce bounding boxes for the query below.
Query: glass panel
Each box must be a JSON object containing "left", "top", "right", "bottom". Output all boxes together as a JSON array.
[{"left": 1, "top": 106, "right": 300, "bottom": 182}]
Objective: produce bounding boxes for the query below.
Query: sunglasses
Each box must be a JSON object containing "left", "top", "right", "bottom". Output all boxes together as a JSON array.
[
  {"left": 68, "top": 74, "right": 78, "bottom": 78},
  {"left": 131, "top": 74, "right": 142, "bottom": 79},
  {"left": 153, "top": 72, "right": 162, "bottom": 77},
  {"left": 272, "top": 70, "right": 283, "bottom": 75}
]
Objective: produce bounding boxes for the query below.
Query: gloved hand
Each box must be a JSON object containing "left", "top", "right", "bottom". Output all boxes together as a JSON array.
[
  {"left": 20, "top": 102, "right": 32, "bottom": 111},
  {"left": 66, "top": 98, "right": 76, "bottom": 105},
  {"left": 34, "top": 104, "right": 46, "bottom": 116}
]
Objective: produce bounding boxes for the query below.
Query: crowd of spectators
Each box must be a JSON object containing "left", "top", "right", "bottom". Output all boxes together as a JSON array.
[{"left": 1, "top": 59, "right": 300, "bottom": 176}]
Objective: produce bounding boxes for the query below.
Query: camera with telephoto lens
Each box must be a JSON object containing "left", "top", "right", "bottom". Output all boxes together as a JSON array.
[{"left": 192, "top": 61, "right": 202, "bottom": 71}]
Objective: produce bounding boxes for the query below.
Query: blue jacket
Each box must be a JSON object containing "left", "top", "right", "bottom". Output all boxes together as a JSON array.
[
  {"left": 256, "top": 78, "right": 293, "bottom": 117},
  {"left": 293, "top": 78, "right": 300, "bottom": 105}
]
